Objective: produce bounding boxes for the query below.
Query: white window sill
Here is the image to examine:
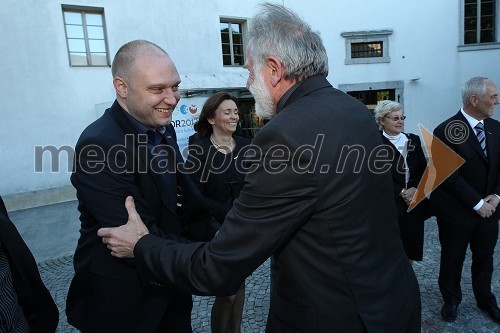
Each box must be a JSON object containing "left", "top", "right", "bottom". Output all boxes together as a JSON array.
[{"left": 458, "top": 42, "right": 500, "bottom": 51}]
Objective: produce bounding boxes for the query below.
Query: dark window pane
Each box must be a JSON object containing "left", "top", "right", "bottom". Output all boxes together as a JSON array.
[
  {"left": 221, "top": 32, "right": 229, "bottom": 43},
  {"left": 465, "top": 3, "right": 478, "bottom": 16},
  {"left": 232, "top": 34, "right": 242, "bottom": 44},
  {"left": 222, "top": 44, "right": 230, "bottom": 54},
  {"left": 223, "top": 55, "right": 231, "bottom": 65},
  {"left": 70, "top": 52, "right": 88, "bottom": 65},
  {"left": 482, "top": 2, "right": 494, "bottom": 15},
  {"left": 64, "top": 12, "right": 82, "bottom": 25},
  {"left": 481, "top": 29, "right": 494, "bottom": 42},
  {"left": 482, "top": 16, "right": 494, "bottom": 28},
  {"left": 464, "top": 31, "right": 477, "bottom": 44},
  {"left": 465, "top": 18, "right": 477, "bottom": 30},
  {"left": 351, "top": 42, "right": 382, "bottom": 58},
  {"left": 465, "top": 0, "right": 476, "bottom": 3},
  {"left": 233, "top": 44, "right": 243, "bottom": 56},
  {"left": 234, "top": 55, "right": 244, "bottom": 65}
]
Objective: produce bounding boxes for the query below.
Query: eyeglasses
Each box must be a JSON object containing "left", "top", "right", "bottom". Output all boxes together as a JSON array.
[{"left": 385, "top": 115, "right": 406, "bottom": 121}]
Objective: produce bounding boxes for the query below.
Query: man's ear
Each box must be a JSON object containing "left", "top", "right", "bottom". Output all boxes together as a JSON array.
[
  {"left": 113, "top": 76, "right": 128, "bottom": 99},
  {"left": 267, "top": 56, "right": 284, "bottom": 87},
  {"left": 469, "top": 95, "right": 479, "bottom": 107}
]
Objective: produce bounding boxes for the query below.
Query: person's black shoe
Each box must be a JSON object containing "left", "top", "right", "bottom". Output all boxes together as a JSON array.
[
  {"left": 441, "top": 303, "right": 458, "bottom": 322},
  {"left": 477, "top": 304, "right": 500, "bottom": 324}
]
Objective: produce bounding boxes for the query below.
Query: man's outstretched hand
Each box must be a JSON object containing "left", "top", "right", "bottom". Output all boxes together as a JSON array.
[{"left": 98, "top": 196, "right": 149, "bottom": 258}]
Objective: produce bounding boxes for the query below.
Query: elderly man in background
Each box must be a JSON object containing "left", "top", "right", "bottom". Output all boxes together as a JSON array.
[{"left": 431, "top": 77, "right": 500, "bottom": 324}]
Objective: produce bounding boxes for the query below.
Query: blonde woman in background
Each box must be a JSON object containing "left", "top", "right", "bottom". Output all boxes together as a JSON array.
[{"left": 374, "top": 100, "right": 429, "bottom": 262}]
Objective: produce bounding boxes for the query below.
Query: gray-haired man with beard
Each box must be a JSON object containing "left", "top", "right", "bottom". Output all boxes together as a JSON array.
[{"left": 98, "top": 3, "right": 421, "bottom": 332}]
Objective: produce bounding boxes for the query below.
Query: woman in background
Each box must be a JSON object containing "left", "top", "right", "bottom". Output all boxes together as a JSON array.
[
  {"left": 374, "top": 100, "right": 429, "bottom": 262},
  {"left": 187, "top": 92, "right": 250, "bottom": 333}
]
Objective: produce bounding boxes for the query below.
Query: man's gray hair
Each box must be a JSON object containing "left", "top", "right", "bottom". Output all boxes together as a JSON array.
[
  {"left": 461, "top": 76, "right": 488, "bottom": 107},
  {"left": 248, "top": 3, "right": 328, "bottom": 82},
  {"left": 111, "top": 40, "right": 168, "bottom": 82}
]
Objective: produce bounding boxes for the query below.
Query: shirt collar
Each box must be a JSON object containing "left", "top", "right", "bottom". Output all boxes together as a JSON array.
[
  {"left": 123, "top": 110, "right": 166, "bottom": 135},
  {"left": 277, "top": 81, "right": 301, "bottom": 113},
  {"left": 460, "top": 108, "right": 483, "bottom": 129}
]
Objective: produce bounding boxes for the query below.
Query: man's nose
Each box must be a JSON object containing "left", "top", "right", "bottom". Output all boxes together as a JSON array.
[{"left": 162, "top": 90, "right": 179, "bottom": 105}]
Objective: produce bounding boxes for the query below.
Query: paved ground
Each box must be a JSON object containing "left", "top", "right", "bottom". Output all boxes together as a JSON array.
[{"left": 7, "top": 201, "right": 500, "bottom": 332}]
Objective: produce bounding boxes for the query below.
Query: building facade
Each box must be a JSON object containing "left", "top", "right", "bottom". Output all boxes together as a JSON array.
[{"left": 1, "top": 0, "right": 499, "bottom": 209}]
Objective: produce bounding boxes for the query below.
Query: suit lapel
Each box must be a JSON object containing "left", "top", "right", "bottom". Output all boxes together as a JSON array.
[
  {"left": 455, "top": 112, "right": 488, "bottom": 162},
  {"left": 484, "top": 120, "right": 495, "bottom": 163},
  {"left": 107, "top": 102, "right": 177, "bottom": 215}
]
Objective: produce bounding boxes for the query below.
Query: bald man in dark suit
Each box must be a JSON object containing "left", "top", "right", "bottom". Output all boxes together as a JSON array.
[{"left": 66, "top": 40, "right": 216, "bottom": 333}]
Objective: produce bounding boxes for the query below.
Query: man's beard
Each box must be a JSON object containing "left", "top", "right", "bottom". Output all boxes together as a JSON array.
[{"left": 249, "top": 72, "right": 275, "bottom": 120}]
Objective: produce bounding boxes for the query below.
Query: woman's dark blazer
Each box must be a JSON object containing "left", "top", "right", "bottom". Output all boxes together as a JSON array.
[
  {"left": 381, "top": 132, "right": 428, "bottom": 216},
  {"left": 0, "top": 196, "right": 59, "bottom": 332},
  {"left": 186, "top": 135, "right": 251, "bottom": 223}
]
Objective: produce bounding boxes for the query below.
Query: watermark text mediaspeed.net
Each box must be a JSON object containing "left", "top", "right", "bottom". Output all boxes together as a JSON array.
[{"left": 34, "top": 122, "right": 469, "bottom": 211}]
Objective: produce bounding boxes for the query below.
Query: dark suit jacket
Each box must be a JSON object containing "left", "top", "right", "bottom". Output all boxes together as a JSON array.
[
  {"left": 430, "top": 111, "right": 500, "bottom": 224},
  {"left": 381, "top": 132, "right": 428, "bottom": 216},
  {"left": 66, "top": 101, "right": 213, "bottom": 332},
  {"left": 133, "top": 76, "right": 421, "bottom": 332},
  {"left": 0, "top": 196, "right": 59, "bottom": 333}
]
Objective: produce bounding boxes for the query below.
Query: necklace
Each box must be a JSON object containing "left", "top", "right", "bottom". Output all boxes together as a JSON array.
[{"left": 210, "top": 135, "right": 234, "bottom": 153}]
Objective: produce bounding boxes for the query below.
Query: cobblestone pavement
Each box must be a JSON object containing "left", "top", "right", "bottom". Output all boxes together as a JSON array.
[{"left": 37, "top": 219, "right": 499, "bottom": 332}]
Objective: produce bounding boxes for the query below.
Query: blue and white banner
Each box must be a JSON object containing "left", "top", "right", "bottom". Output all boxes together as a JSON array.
[{"left": 172, "top": 96, "right": 208, "bottom": 159}]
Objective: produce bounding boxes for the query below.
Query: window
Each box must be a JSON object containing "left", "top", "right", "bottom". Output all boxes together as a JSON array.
[
  {"left": 62, "top": 5, "right": 109, "bottom": 66},
  {"left": 464, "top": 0, "right": 496, "bottom": 43},
  {"left": 220, "top": 19, "right": 246, "bottom": 66},
  {"left": 341, "top": 30, "right": 392, "bottom": 65},
  {"left": 460, "top": 0, "right": 500, "bottom": 50},
  {"left": 338, "top": 81, "right": 404, "bottom": 114},
  {"left": 351, "top": 42, "right": 383, "bottom": 59},
  {"left": 346, "top": 89, "right": 395, "bottom": 115}
]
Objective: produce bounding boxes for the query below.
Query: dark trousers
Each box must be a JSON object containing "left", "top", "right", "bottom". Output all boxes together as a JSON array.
[
  {"left": 157, "top": 290, "right": 193, "bottom": 333},
  {"left": 437, "top": 218, "right": 498, "bottom": 306}
]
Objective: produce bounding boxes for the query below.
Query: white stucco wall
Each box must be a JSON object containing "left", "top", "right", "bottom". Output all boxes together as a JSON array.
[{"left": 1, "top": 0, "right": 499, "bottom": 200}]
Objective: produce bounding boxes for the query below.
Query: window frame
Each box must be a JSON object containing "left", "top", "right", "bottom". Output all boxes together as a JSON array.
[
  {"left": 338, "top": 80, "right": 405, "bottom": 113},
  {"left": 220, "top": 18, "right": 247, "bottom": 67},
  {"left": 341, "top": 30, "right": 392, "bottom": 65},
  {"left": 459, "top": 0, "right": 500, "bottom": 51},
  {"left": 62, "top": 4, "right": 110, "bottom": 67}
]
